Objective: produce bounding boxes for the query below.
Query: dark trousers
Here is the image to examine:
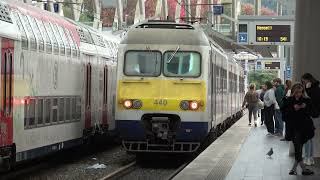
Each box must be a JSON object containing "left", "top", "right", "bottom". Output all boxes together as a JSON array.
[
  {"left": 264, "top": 105, "right": 275, "bottom": 134},
  {"left": 261, "top": 109, "right": 266, "bottom": 124},
  {"left": 293, "top": 133, "right": 304, "bottom": 162}
]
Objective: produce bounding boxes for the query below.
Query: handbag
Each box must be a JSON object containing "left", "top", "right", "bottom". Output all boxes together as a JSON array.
[{"left": 257, "top": 99, "right": 264, "bottom": 109}]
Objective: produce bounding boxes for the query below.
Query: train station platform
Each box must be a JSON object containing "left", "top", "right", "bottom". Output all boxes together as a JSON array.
[{"left": 173, "top": 115, "right": 320, "bottom": 180}]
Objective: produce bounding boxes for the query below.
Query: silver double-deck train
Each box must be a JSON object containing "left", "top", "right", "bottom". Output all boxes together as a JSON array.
[
  {"left": 115, "top": 20, "right": 245, "bottom": 153},
  {"left": 0, "top": 0, "right": 119, "bottom": 169}
]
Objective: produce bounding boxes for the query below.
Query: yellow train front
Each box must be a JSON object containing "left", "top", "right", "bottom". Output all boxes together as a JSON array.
[{"left": 115, "top": 21, "right": 243, "bottom": 153}]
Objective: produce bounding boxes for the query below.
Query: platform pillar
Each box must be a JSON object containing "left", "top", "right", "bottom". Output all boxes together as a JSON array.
[{"left": 293, "top": 0, "right": 320, "bottom": 157}]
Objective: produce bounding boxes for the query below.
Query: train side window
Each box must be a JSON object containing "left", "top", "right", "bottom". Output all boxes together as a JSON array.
[
  {"left": 28, "top": 98, "right": 36, "bottom": 127},
  {"left": 21, "top": 14, "right": 37, "bottom": 51},
  {"left": 52, "top": 24, "right": 65, "bottom": 55},
  {"left": 76, "top": 97, "right": 81, "bottom": 121},
  {"left": 52, "top": 98, "right": 58, "bottom": 123},
  {"left": 44, "top": 98, "right": 51, "bottom": 124},
  {"left": 37, "top": 98, "right": 44, "bottom": 126},
  {"left": 12, "top": 12, "right": 28, "bottom": 49},
  {"left": 65, "top": 97, "right": 71, "bottom": 121},
  {"left": 71, "top": 97, "right": 76, "bottom": 121},
  {"left": 30, "top": 17, "right": 44, "bottom": 52},
  {"left": 38, "top": 20, "right": 52, "bottom": 53},
  {"left": 45, "top": 22, "right": 59, "bottom": 55},
  {"left": 59, "top": 97, "right": 65, "bottom": 122},
  {"left": 58, "top": 26, "right": 71, "bottom": 57}
]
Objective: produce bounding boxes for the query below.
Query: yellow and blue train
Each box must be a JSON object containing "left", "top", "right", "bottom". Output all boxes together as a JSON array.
[{"left": 115, "top": 21, "right": 245, "bottom": 153}]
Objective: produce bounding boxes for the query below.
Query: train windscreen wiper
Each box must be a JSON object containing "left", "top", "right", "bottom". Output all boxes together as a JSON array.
[{"left": 167, "top": 46, "right": 180, "bottom": 64}]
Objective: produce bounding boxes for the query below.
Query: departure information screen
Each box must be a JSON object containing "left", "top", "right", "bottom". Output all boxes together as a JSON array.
[{"left": 256, "top": 25, "right": 290, "bottom": 42}]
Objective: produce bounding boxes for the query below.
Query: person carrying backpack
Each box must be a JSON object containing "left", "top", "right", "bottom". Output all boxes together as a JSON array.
[{"left": 242, "top": 83, "right": 259, "bottom": 127}]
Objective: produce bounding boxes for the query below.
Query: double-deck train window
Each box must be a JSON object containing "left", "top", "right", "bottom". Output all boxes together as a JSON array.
[
  {"left": 52, "top": 98, "right": 58, "bottom": 123},
  {"left": 66, "top": 97, "right": 71, "bottom": 121},
  {"left": 38, "top": 20, "right": 52, "bottom": 53},
  {"left": 124, "top": 51, "right": 161, "bottom": 76},
  {"left": 44, "top": 98, "right": 51, "bottom": 124},
  {"left": 25, "top": 98, "right": 36, "bottom": 128},
  {"left": 58, "top": 26, "right": 71, "bottom": 57},
  {"left": 21, "top": 15, "right": 37, "bottom": 51},
  {"left": 30, "top": 17, "right": 45, "bottom": 52},
  {"left": 163, "top": 51, "right": 201, "bottom": 77},
  {"left": 45, "top": 22, "right": 59, "bottom": 55},
  {"left": 66, "top": 29, "right": 78, "bottom": 58},
  {"left": 12, "top": 12, "right": 28, "bottom": 49},
  {"left": 37, "top": 98, "right": 44, "bottom": 126},
  {"left": 52, "top": 24, "right": 65, "bottom": 55},
  {"left": 76, "top": 97, "right": 81, "bottom": 121},
  {"left": 59, "top": 98, "right": 65, "bottom": 122}
]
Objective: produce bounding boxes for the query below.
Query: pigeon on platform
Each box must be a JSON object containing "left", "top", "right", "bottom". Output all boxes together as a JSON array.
[{"left": 266, "top": 148, "right": 273, "bottom": 158}]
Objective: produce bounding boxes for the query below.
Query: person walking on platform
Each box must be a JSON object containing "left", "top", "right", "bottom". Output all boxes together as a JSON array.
[
  {"left": 281, "top": 80, "right": 293, "bottom": 141},
  {"left": 264, "top": 81, "right": 277, "bottom": 135},
  {"left": 301, "top": 73, "right": 320, "bottom": 166},
  {"left": 242, "top": 83, "right": 259, "bottom": 127},
  {"left": 273, "top": 78, "right": 286, "bottom": 137},
  {"left": 282, "top": 83, "right": 315, "bottom": 176},
  {"left": 259, "top": 85, "right": 267, "bottom": 126}
]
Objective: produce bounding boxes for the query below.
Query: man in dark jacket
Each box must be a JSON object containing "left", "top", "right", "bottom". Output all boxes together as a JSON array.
[{"left": 274, "top": 78, "right": 286, "bottom": 136}]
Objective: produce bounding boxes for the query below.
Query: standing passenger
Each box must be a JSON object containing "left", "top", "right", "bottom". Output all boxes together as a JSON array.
[
  {"left": 282, "top": 84, "right": 315, "bottom": 176},
  {"left": 242, "top": 83, "right": 259, "bottom": 127},
  {"left": 301, "top": 73, "right": 320, "bottom": 166},
  {"left": 264, "top": 81, "right": 278, "bottom": 135},
  {"left": 273, "top": 78, "right": 286, "bottom": 137},
  {"left": 259, "top": 85, "right": 267, "bottom": 126},
  {"left": 281, "top": 80, "right": 293, "bottom": 141}
]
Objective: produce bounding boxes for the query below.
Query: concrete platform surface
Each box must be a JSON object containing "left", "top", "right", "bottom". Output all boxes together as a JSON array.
[{"left": 174, "top": 115, "right": 320, "bottom": 180}]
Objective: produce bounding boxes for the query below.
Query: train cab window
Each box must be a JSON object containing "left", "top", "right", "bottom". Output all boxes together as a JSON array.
[
  {"left": 45, "top": 22, "right": 59, "bottom": 55},
  {"left": 124, "top": 51, "right": 161, "bottom": 76},
  {"left": 21, "top": 14, "right": 37, "bottom": 51},
  {"left": 58, "top": 26, "right": 71, "bottom": 57},
  {"left": 52, "top": 24, "right": 65, "bottom": 55},
  {"left": 12, "top": 12, "right": 28, "bottom": 49},
  {"left": 163, "top": 51, "right": 201, "bottom": 77},
  {"left": 38, "top": 20, "right": 52, "bottom": 53},
  {"left": 30, "top": 17, "right": 45, "bottom": 52}
]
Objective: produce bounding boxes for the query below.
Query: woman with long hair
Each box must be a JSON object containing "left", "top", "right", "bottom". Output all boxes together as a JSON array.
[
  {"left": 301, "top": 73, "right": 320, "bottom": 165},
  {"left": 242, "top": 83, "right": 259, "bottom": 126},
  {"left": 281, "top": 80, "right": 293, "bottom": 141},
  {"left": 282, "top": 83, "right": 315, "bottom": 175}
]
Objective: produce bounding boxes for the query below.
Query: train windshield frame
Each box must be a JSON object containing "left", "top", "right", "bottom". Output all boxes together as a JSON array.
[
  {"left": 124, "top": 50, "right": 162, "bottom": 77},
  {"left": 163, "top": 51, "right": 201, "bottom": 78}
]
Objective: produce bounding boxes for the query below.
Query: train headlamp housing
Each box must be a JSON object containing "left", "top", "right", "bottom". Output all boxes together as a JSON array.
[
  {"left": 189, "top": 101, "right": 199, "bottom": 110},
  {"left": 132, "top": 99, "right": 142, "bottom": 109},
  {"left": 122, "top": 99, "right": 142, "bottom": 109},
  {"left": 180, "top": 100, "right": 200, "bottom": 111},
  {"left": 180, "top": 100, "right": 189, "bottom": 110},
  {"left": 123, "top": 100, "right": 133, "bottom": 109}
]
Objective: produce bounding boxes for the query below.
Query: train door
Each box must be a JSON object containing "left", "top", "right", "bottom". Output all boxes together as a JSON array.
[
  {"left": 85, "top": 61, "right": 92, "bottom": 130},
  {"left": 102, "top": 65, "right": 108, "bottom": 129},
  {"left": 0, "top": 38, "right": 14, "bottom": 148}
]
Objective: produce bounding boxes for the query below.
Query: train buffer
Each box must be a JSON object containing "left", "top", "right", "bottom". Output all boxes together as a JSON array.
[{"left": 173, "top": 115, "right": 320, "bottom": 180}]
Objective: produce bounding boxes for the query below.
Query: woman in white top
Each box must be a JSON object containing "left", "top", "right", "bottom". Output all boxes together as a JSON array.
[{"left": 264, "top": 81, "right": 279, "bottom": 135}]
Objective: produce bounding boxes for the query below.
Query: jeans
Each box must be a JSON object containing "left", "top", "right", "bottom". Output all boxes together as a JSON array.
[
  {"left": 304, "top": 139, "right": 314, "bottom": 158},
  {"left": 274, "top": 109, "right": 283, "bottom": 134},
  {"left": 248, "top": 104, "right": 258, "bottom": 123},
  {"left": 265, "top": 105, "right": 275, "bottom": 134}
]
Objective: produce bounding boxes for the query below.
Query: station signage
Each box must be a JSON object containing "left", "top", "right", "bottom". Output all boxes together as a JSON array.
[{"left": 256, "top": 25, "right": 290, "bottom": 43}]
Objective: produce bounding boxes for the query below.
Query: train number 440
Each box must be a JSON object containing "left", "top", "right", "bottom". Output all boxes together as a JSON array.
[{"left": 154, "top": 99, "right": 168, "bottom": 106}]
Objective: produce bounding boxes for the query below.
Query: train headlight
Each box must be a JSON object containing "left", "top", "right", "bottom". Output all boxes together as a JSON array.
[
  {"left": 189, "top": 101, "right": 199, "bottom": 110},
  {"left": 180, "top": 100, "right": 190, "bottom": 110},
  {"left": 132, "top": 99, "right": 142, "bottom": 109},
  {"left": 123, "top": 100, "right": 133, "bottom": 109}
]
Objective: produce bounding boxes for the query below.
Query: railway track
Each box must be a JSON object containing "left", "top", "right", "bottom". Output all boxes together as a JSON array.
[{"left": 99, "top": 161, "right": 137, "bottom": 180}]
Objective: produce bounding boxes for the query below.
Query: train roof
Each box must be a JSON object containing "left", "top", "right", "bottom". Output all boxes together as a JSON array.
[{"left": 121, "top": 21, "right": 210, "bottom": 46}]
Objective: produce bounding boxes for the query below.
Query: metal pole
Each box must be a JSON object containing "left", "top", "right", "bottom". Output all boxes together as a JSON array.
[{"left": 255, "top": 0, "right": 261, "bottom": 16}]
